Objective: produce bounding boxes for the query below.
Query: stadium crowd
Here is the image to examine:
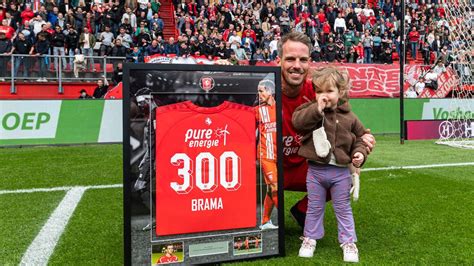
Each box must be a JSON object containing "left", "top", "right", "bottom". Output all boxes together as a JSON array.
[{"left": 0, "top": 0, "right": 467, "bottom": 87}]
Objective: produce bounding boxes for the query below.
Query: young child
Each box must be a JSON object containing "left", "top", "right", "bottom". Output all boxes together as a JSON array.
[{"left": 292, "top": 67, "right": 368, "bottom": 263}]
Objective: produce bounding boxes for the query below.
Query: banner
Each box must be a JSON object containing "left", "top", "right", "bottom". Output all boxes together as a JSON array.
[
  {"left": 404, "top": 65, "right": 459, "bottom": 98},
  {"left": 406, "top": 120, "right": 474, "bottom": 140},
  {"left": 310, "top": 63, "right": 400, "bottom": 98},
  {"left": 0, "top": 100, "right": 122, "bottom": 146},
  {"left": 0, "top": 101, "right": 61, "bottom": 140}
]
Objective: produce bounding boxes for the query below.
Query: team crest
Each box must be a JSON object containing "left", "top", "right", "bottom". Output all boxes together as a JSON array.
[{"left": 199, "top": 76, "right": 215, "bottom": 92}]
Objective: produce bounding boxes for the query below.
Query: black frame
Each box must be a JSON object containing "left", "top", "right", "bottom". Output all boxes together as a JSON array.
[{"left": 123, "top": 63, "right": 284, "bottom": 265}]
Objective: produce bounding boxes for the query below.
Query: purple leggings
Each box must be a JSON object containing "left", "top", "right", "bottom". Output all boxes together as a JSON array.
[{"left": 304, "top": 163, "right": 357, "bottom": 244}]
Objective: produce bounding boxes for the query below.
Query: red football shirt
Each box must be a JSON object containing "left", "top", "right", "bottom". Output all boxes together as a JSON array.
[
  {"left": 155, "top": 101, "right": 256, "bottom": 235},
  {"left": 158, "top": 255, "right": 178, "bottom": 263},
  {"left": 282, "top": 79, "right": 315, "bottom": 191},
  {"left": 282, "top": 79, "right": 315, "bottom": 168}
]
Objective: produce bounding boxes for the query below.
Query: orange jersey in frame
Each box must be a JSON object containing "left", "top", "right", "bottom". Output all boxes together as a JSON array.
[
  {"left": 155, "top": 101, "right": 256, "bottom": 236},
  {"left": 256, "top": 103, "right": 278, "bottom": 184},
  {"left": 256, "top": 104, "right": 277, "bottom": 161}
]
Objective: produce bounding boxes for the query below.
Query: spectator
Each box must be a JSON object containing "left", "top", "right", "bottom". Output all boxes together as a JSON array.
[
  {"left": 99, "top": 25, "right": 114, "bottom": 56},
  {"left": 164, "top": 37, "right": 179, "bottom": 55},
  {"left": 414, "top": 77, "right": 425, "bottom": 95},
  {"left": 0, "top": 32, "right": 12, "bottom": 81},
  {"left": 408, "top": 26, "right": 419, "bottom": 59},
  {"left": 112, "top": 62, "right": 123, "bottom": 85},
  {"left": 116, "top": 27, "right": 133, "bottom": 49},
  {"left": 252, "top": 48, "right": 265, "bottom": 62},
  {"left": 128, "top": 46, "right": 144, "bottom": 63},
  {"left": 92, "top": 76, "right": 109, "bottom": 99},
  {"left": 122, "top": 7, "right": 137, "bottom": 31},
  {"left": 79, "top": 26, "right": 96, "bottom": 71},
  {"left": 30, "top": 32, "right": 49, "bottom": 82},
  {"left": 79, "top": 89, "right": 92, "bottom": 99},
  {"left": 372, "top": 31, "right": 382, "bottom": 62},
  {"left": 65, "top": 24, "right": 79, "bottom": 69},
  {"left": 234, "top": 44, "right": 248, "bottom": 60},
  {"left": 227, "top": 50, "right": 239, "bottom": 65},
  {"left": 0, "top": 19, "right": 16, "bottom": 40},
  {"left": 110, "top": 39, "right": 128, "bottom": 57},
  {"left": 11, "top": 32, "right": 32, "bottom": 79},
  {"left": 361, "top": 30, "right": 373, "bottom": 63},
  {"left": 146, "top": 39, "right": 163, "bottom": 56},
  {"left": 51, "top": 25, "right": 67, "bottom": 71},
  {"left": 73, "top": 48, "right": 86, "bottom": 78},
  {"left": 334, "top": 13, "right": 346, "bottom": 36},
  {"left": 178, "top": 41, "right": 190, "bottom": 57},
  {"left": 380, "top": 47, "right": 394, "bottom": 64}
]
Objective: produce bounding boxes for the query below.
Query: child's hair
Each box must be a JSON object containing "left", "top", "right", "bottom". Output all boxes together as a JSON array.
[{"left": 311, "top": 66, "right": 350, "bottom": 103}]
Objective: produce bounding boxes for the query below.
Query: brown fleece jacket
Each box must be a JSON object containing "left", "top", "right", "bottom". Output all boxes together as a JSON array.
[{"left": 292, "top": 100, "right": 368, "bottom": 166}]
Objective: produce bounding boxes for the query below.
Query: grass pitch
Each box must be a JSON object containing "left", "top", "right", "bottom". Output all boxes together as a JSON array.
[{"left": 0, "top": 136, "right": 473, "bottom": 265}]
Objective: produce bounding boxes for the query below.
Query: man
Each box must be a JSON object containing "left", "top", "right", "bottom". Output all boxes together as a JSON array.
[
  {"left": 276, "top": 32, "right": 375, "bottom": 227},
  {"left": 99, "top": 25, "right": 114, "bottom": 56},
  {"left": 51, "top": 25, "right": 67, "bottom": 71},
  {"left": 158, "top": 244, "right": 178, "bottom": 264},
  {"left": 0, "top": 31, "right": 12, "bottom": 81},
  {"left": 11, "top": 32, "right": 32, "bottom": 79},
  {"left": 79, "top": 27, "right": 96, "bottom": 71},
  {"left": 257, "top": 79, "right": 279, "bottom": 230},
  {"left": 93, "top": 76, "right": 109, "bottom": 99},
  {"left": 0, "top": 18, "right": 14, "bottom": 38}
]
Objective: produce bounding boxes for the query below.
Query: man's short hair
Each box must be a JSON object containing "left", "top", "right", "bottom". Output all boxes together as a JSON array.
[
  {"left": 277, "top": 31, "right": 312, "bottom": 58},
  {"left": 258, "top": 79, "right": 275, "bottom": 94}
]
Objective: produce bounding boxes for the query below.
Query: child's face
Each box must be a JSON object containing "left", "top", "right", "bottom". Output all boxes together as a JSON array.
[{"left": 315, "top": 83, "right": 342, "bottom": 110}]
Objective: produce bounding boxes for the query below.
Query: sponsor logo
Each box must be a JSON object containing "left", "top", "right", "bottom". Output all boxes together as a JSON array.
[
  {"left": 199, "top": 76, "right": 215, "bottom": 92},
  {"left": 184, "top": 119, "right": 230, "bottom": 148},
  {"left": 438, "top": 121, "right": 454, "bottom": 139},
  {"left": 422, "top": 99, "right": 474, "bottom": 120},
  {"left": 0, "top": 101, "right": 61, "bottom": 140}
]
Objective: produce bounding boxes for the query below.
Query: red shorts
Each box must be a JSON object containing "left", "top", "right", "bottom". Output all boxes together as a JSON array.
[
  {"left": 261, "top": 159, "right": 277, "bottom": 185},
  {"left": 283, "top": 162, "right": 308, "bottom": 192}
]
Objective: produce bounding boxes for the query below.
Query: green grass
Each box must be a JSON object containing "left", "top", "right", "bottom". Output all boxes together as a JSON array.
[
  {"left": 0, "top": 144, "right": 122, "bottom": 190},
  {"left": 0, "top": 136, "right": 473, "bottom": 264},
  {"left": 49, "top": 189, "right": 123, "bottom": 265},
  {"left": 0, "top": 191, "right": 66, "bottom": 265}
]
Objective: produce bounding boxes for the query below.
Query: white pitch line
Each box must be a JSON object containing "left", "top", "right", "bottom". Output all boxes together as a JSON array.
[
  {"left": 20, "top": 187, "right": 87, "bottom": 265},
  {"left": 0, "top": 184, "right": 122, "bottom": 195},
  {"left": 363, "top": 162, "right": 474, "bottom": 172}
]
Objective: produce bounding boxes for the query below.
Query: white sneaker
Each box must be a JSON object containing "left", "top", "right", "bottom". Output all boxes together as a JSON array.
[
  {"left": 36, "top": 78, "right": 42, "bottom": 82},
  {"left": 259, "top": 220, "right": 278, "bottom": 230},
  {"left": 42, "top": 78, "right": 48, "bottom": 82},
  {"left": 298, "top": 237, "right": 316, "bottom": 258},
  {"left": 0, "top": 78, "right": 5, "bottom": 82},
  {"left": 341, "top": 242, "right": 359, "bottom": 263}
]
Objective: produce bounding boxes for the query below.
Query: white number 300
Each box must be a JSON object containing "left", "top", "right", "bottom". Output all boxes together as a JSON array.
[{"left": 169, "top": 151, "right": 241, "bottom": 194}]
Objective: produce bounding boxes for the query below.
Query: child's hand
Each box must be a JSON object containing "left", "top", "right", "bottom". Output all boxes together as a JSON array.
[
  {"left": 317, "top": 96, "right": 328, "bottom": 113},
  {"left": 352, "top": 152, "right": 364, "bottom": 167}
]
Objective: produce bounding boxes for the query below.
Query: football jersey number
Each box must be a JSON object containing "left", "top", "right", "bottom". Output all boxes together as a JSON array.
[{"left": 169, "top": 151, "right": 241, "bottom": 194}]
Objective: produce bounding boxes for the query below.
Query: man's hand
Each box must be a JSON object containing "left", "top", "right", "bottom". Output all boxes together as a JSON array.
[
  {"left": 361, "top": 128, "right": 376, "bottom": 153},
  {"left": 352, "top": 152, "right": 364, "bottom": 168}
]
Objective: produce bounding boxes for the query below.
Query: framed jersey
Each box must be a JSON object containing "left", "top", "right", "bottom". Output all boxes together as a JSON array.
[{"left": 123, "top": 64, "right": 283, "bottom": 265}]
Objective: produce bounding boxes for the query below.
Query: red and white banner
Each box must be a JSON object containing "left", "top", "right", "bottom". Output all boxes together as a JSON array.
[
  {"left": 144, "top": 55, "right": 402, "bottom": 98},
  {"left": 309, "top": 63, "right": 400, "bottom": 98}
]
